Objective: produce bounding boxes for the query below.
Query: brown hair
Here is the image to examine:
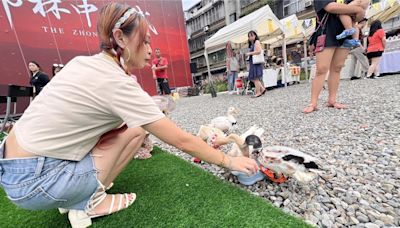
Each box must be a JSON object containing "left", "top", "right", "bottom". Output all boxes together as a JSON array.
[{"left": 97, "top": 3, "right": 149, "bottom": 72}]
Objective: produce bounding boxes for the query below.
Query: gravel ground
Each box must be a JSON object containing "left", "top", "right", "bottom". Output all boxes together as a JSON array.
[{"left": 153, "top": 75, "right": 400, "bottom": 228}]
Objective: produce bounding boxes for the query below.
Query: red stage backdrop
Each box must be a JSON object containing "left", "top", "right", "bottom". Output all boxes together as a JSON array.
[{"left": 0, "top": 0, "right": 192, "bottom": 95}]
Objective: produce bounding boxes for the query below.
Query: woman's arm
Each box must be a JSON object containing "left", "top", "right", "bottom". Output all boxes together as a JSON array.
[
  {"left": 382, "top": 35, "right": 386, "bottom": 50},
  {"left": 226, "top": 58, "right": 231, "bottom": 72},
  {"left": 143, "top": 117, "right": 259, "bottom": 174},
  {"left": 247, "top": 40, "right": 262, "bottom": 56},
  {"left": 324, "top": 2, "right": 365, "bottom": 21}
]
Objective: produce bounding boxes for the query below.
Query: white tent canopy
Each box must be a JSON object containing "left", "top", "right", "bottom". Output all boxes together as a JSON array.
[
  {"left": 262, "top": 15, "right": 303, "bottom": 45},
  {"left": 268, "top": 17, "right": 316, "bottom": 48},
  {"left": 203, "top": 4, "right": 286, "bottom": 94},
  {"left": 204, "top": 4, "right": 284, "bottom": 53}
]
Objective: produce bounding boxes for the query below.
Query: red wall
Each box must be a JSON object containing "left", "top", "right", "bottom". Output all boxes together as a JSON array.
[{"left": 0, "top": 0, "right": 192, "bottom": 95}]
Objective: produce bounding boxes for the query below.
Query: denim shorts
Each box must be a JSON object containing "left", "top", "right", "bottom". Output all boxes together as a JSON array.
[{"left": 0, "top": 139, "right": 100, "bottom": 211}]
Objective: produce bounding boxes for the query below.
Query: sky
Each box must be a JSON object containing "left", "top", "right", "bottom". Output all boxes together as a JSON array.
[{"left": 181, "top": 0, "right": 201, "bottom": 11}]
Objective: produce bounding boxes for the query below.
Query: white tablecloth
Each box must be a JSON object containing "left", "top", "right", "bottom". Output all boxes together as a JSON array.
[
  {"left": 238, "top": 69, "right": 278, "bottom": 87},
  {"left": 263, "top": 69, "right": 278, "bottom": 87},
  {"left": 379, "top": 51, "right": 400, "bottom": 74},
  {"left": 279, "top": 68, "right": 299, "bottom": 84}
]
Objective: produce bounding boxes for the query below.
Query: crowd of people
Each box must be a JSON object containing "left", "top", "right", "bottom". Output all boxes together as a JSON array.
[{"left": 0, "top": 0, "right": 393, "bottom": 227}]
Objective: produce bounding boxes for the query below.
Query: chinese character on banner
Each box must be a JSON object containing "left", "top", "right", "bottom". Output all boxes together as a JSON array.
[
  {"left": 1, "top": 0, "right": 23, "bottom": 28},
  {"left": 134, "top": 5, "right": 158, "bottom": 35},
  {"left": 28, "top": 0, "right": 71, "bottom": 19},
  {"left": 71, "top": 0, "right": 97, "bottom": 28}
]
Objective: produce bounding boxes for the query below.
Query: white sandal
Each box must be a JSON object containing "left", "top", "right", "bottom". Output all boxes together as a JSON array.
[
  {"left": 68, "top": 190, "right": 136, "bottom": 228},
  {"left": 58, "top": 182, "right": 114, "bottom": 214}
]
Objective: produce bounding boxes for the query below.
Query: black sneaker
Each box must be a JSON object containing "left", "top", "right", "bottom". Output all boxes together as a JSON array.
[{"left": 350, "top": 76, "right": 360, "bottom": 80}]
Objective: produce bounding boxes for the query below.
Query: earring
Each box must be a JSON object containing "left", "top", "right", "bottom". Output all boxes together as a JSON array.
[{"left": 125, "top": 48, "right": 131, "bottom": 63}]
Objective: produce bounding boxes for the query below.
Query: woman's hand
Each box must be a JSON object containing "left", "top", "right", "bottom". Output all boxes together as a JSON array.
[
  {"left": 245, "top": 52, "right": 252, "bottom": 57},
  {"left": 145, "top": 118, "right": 258, "bottom": 175},
  {"left": 228, "top": 155, "right": 259, "bottom": 175}
]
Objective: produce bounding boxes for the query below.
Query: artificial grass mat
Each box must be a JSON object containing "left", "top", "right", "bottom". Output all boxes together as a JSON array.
[{"left": 0, "top": 147, "right": 310, "bottom": 227}]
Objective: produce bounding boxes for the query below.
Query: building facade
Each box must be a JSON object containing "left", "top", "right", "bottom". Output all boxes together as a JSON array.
[
  {"left": 185, "top": 0, "right": 276, "bottom": 81},
  {"left": 185, "top": 0, "right": 398, "bottom": 82}
]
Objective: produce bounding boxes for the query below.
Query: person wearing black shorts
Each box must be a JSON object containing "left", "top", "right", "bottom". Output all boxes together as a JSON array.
[
  {"left": 303, "top": 0, "right": 365, "bottom": 113},
  {"left": 366, "top": 20, "right": 386, "bottom": 79},
  {"left": 152, "top": 48, "right": 171, "bottom": 95}
]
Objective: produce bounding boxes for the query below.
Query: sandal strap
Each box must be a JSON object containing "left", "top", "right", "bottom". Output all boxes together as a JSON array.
[
  {"left": 89, "top": 189, "right": 107, "bottom": 211},
  {"left": 107, "top": 194, "right": 115, "bottom": 215},
  {"left": 118, "top": 194, "right": 124, "bottom": 211},
  {"left": 106, "top": 182, "right": 114, "bottom": 191}
]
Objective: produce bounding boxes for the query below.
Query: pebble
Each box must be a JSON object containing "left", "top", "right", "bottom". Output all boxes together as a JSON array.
[{"left": 156, "top": 76, "right": 400, "bottom": 228}]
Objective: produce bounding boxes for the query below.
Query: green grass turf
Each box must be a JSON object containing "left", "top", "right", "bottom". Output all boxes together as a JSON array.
[{"left": 0, "top": 147, "right": 310, "bottom": 228}]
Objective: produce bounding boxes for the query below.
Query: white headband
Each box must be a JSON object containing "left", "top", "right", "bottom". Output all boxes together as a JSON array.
[{"left": 114, "top": 8, "right": 145, "bottom": 30}]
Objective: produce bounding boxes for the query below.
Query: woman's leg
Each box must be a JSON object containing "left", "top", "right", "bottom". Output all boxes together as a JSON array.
[
  {"left": 251, "top": 80, "right": 259, "bottom": 95},
  {"left": 373, "top": 57, "right": 382, "bottom": 77},
  {"left": 252, "top": 79, "right": 264, "bottom": 96},
  {"left": 89, "top": 127, "right": 146, "bottom": 214},
  {"left": 303, "top": 48, "right": 335, "bottom": 113},
  {"left": 233, "top": 72, "right": 238, "bottom": 90},
  {"left": 227, "top": 72, "right": 233, "bottom": 92},
  {"left": 367, "top": 57, "right": 380, "bottom": 77},
  {"left": 327, "top": 47, "right": 350, "bottom": 107}
]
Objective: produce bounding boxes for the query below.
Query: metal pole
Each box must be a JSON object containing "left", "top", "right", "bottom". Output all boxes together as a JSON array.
[
  {"left": 303, "top": 36, "right": 309, "bottom": 81},
  {"left": 204, "top": 50, "right": 217, "bottom": 98},
  {"left": 282, "top": 34, "right": 288, "bottom": 88}
]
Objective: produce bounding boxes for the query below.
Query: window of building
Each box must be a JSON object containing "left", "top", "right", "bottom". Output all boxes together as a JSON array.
[
  {"left": 229, "top": 13, "right": 236, "bottom": 23},
  {"left": 208, "top": 49, "right": 226, "bottom": 65},
  {"left": 283, "top": 0, "right": 307, "bottom": 17}
]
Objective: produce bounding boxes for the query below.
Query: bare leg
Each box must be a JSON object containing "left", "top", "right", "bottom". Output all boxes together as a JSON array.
[
  {"left": 337, "top": 15, "right": 357, "bottom": 41},
  {"left": 367, "top": 57, "right": 380, "bottom": 77},
  {"left": 89, "top": 127, "right": 146, "bottom": 214},
  {"left": 373, "top": 57, "right": 381, "bottom": 77},
  {"left": 303, "top": 48, "right": 335, "bottom": 113},
  {"left": 252, "top": 79, "right": 265, "bottom": 96},
  {"left": 327, "top": 48, "right": 350, "bottom": 107},
  {"left": 339, "top": 14, "right": 354, "bottom": 30}
]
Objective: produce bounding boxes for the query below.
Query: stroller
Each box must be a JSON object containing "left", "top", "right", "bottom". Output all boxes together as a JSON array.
[{"left": 236, "top": 72, "right": 255, "bottom": 96}]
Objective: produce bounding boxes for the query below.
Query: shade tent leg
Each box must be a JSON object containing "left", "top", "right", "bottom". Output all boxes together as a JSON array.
[
  {"left": 204, "top": 50, "right": 217, "bottom": 98},
  {"left": 303, "top": 36, "right": 309, "bottom": 81},
  {"left": 282, "top": 35, "right": 288, "bottom": 88}
]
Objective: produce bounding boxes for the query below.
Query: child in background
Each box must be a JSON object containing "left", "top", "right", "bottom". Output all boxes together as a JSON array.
[{"left": 336, "top": 0, "right": 370, "bottom": 47}]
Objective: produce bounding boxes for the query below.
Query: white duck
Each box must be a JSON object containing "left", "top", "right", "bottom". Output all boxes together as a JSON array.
[
  {"left": 209, "top": 107, "right": 239, "bottom": 133},
  {"left": 196, "top": 125, "right": 263, "bottom": 154},
  {"left": 225, "top": 125, "right": 264, "bottom": 157},
  {"left": 245, "top": 135, "right": 320, "bottom": 183}
]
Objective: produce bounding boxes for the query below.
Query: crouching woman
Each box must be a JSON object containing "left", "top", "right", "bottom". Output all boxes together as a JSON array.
[{"left": 0, "top": 3, "right": 258, "bottom": 227}]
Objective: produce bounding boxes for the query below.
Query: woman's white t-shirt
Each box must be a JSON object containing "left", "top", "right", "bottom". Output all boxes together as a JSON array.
[{"left": 14, "top": 53, "right": 164, "bottom": 161}]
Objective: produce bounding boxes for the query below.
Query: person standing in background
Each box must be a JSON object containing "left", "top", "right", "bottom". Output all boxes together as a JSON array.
[
  {"left": 349, "top": 18, "right": 369, "bottom": 80},
  {"left": 290, "top": 45, "right": 302, "bottom": 66},
  {"left": 28, "top": 61, "right": 50, "bottom": 95},
  {"left": 366, "top": 20, "right": 386, "bottom": 79},
  {"left": 152, "top": 48, "right": 171, "bottom": 95},
  {"left": 226, "top": 46, "right": 239, "bottom": 95},
  {"left": 303, "top": 0, "right": 365, "bottom": 113},
  {"left": 246, "top": 30, "right": 266, "bottom": 98}
]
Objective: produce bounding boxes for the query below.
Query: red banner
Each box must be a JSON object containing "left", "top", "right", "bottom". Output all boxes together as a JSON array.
[{"left": 0, "top": 0, "right": 192, "bottom": 95}]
